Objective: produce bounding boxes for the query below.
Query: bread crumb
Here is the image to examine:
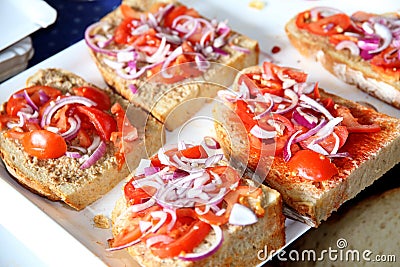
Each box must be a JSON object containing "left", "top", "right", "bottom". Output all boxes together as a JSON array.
[
  {"left": 249, "top": 0, "right": 265, "bottom": 10},
  {"left": 93, "top": 214, "right": 110, "bottom": 229}
]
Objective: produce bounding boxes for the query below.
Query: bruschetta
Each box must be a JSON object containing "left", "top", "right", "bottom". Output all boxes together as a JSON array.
[
  {"left": 84, "top": 0, "right": 259, "bottom": 131},
  {"left": 0, "top": 68, "right": 164, "bottom": 210},
  {"left": 285, "top": 7, "right": 400, "bottom": 108},
  {"left": 213, "top": 61, "right": 400, "bottom": 227},
  {"left": 109, "top": 137, "right": 285, "bottom": 266}
]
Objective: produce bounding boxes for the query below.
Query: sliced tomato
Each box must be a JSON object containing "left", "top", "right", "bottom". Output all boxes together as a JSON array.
[
  {"left": 335, "top": 105, "right": 381, "bottom": 133},
  {"left": 235, "top": 99, "right": 257, "bottom": 131},
  {"left": 6, "top": 86, "right": 61, "bottom": 116},
  {"left": 318, "top": 126, "right": 348, "bottom": 153},
  {"left": 76, "top": 106, "right": 117, "bottom": 141},
  {"left": 296, "top": 10, "right": 312, "bottom": 29},
  {"left": 329, "top": 34, "right": 358, "bottom": 46},
  {"left": 124, "top": 178, "right": 152, "bottom": 205},
  {"left": 73, "top": 86, "right": 111, "bottom": 111},
  {"left": 0, "top": 114, "right": 18, "bottom": 129},
  {"left": 288, "top": 150, "right": 338, "bottom": 181},
  {"left": 163, "top": 5, "right": 200, "bottom": 28},
  {"left": 307, "top": 13, "right": 351, "bottom": 36},
  {"left": 206, "top": 165, "right": 241, "bottom": 188},
  {"left": 21, "top": 130, "right": 67, "bottom": 159},
  {"left": 178, "top": 145, "right": 208, "bottom": 159},
  {"left": 150, "top": 208, "right": 211, "bottom": 258},
  {"left": 114, "top": 18, "right": 136, "bottom": 44},
  {"left": 370, "top": 47, "right": 400, "bottom": 69}
]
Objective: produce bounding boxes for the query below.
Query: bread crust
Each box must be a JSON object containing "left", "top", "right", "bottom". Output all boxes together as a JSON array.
[
  {"left": 111, "top": 178, "right": 285, "bottom": 266},
  {"left": 87, "top": 2, "right": 259, "bottom": 131},
  {"left": 0, "top": 68, "right": 164, "bottom": 210},
  {"left": 213, "top": 66, "right": 400, "bottom": 227},
  {"left": 285, "top": 14, "right": 400, "bottom": 109}
]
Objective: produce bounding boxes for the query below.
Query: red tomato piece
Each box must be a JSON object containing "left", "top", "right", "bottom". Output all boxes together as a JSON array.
[
  {"left": 288, "top": 150, "right": 338, "bottom": 181},
  {"left": 73, "top": 86, "right": 111, "bottom": 111},
  {"left": 76, "top": 106, "right": 117, "bottom": 141},
  {"left": 307, "top": 13, "right": 351, "bottom": 36},
  {"left": 22, "top": 130, "right": 67, "bottom": 159}
]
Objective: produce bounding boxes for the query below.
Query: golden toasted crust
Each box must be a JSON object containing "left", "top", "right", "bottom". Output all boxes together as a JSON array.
[
  {"left": 213, "top": 67, "right": 400, "bottom": 226},
  {"left": 111, "top": 178, "right": 285, "bottom": 266},
  {"left": 87, "top": 2, "right": 259, "bottom": 131},
  {"left": 285, "top": 14, "right": 400, "bottom": 109},
  {"left": 0, "top": 68, "right": 164, "bottom": 210}
]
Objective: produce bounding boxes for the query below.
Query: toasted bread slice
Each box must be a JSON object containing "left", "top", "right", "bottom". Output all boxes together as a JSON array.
[
  {"left": 109, "top": 142, "right": 285, "bottom": 266},
  {"left": 213, "top": 64, "right": 400, "bottom": 227},
  {"left": 280, "top": 186, "right": 400, "bottom": 267},
  {"left": 0, "top": 68, "right": 164, "bottom": 210},
  {"left": 86, "top": 0, "right": 259, "bottom": 131},
  {"left": 285, "top": 9, "right": 400, "bottom": 109}
]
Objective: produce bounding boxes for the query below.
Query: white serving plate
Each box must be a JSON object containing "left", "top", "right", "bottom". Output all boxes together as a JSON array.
[
  {"left": 0, "top": 0, "right": 399, "bottom": 266},
  {"left": 0, "top": 0, "right": 57, "bottom": 52}
]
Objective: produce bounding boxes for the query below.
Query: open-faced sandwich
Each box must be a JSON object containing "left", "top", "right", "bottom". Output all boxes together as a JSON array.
[
  {"left": 85, "top": 0, "right": 259, "bottom": 130},
  {"left": 214, "top": 61, "right": 400, "bottom": 227},
  {"left": 109, "top": 137, "right": 285, "bottom": 266},
  {"left": 0, "top": 68, "right": 163, "bottom": 210},
  {"left": 285, "top": 7, "right": 400, "bottom": 108}
]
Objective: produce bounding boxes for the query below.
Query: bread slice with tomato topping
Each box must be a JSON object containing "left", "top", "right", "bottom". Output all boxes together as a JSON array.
[
  {"left": 285, "top": 7, "right": 400, "bottom": 108},
  {"left": 85, "top": 0, "right": 259, "bottom": 131},
  {"left": 213, "top": 62, "right": 400, "bottom": 227},
  {"left": 109, "top": 139, "right": 285, "bottom": 266},
  {"left": 0, "top": 68, "right": 164, "bottom": 210}
]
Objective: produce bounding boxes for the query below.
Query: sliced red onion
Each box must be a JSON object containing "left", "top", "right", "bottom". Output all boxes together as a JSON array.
[
  {"left": 238, "top": 80, "right": 250, "bottom": 99},
  {"left": 150, "top": 210, "right": 168, "bottom": 233},
  {"left": 369, "top": 23, "right": 392, "bottom": 54},
  {"left": 102, "top": 58, "right": 125, "bottom": 70},
  {"left": 116, "top": 61, "right": 162, "bottom": 80},
  {"left": 40, "top": 96, "right": 96, "bottom": 128},
  {"left": 294, "top": 118, "right": 327, "bottom": 143},
  {"left": 107, "top": 237, "right": 141, "bottom": 251},
  {"left": 327, "top": 152, "right": 350, "bottom": 158},
  {"left": 357, "top": 37, "right": 380, "bottom": 51},
  {"left": 139, "top": 220, "right": 152, "bottom": 233},
  {"left": 203, "top": 136, "right": 221, "bottom": 149},
  {"left": 163, "top": 208, "right": 177, "bottom": 231},
  {"left": 273, "top": 89, "right": 298, "bottom": 114},
  {"left": 292, "top": 107, "right": 318, "bottom": 129},
  {"left": 179, "top": 225, "right": 223, "bottom": 261},
  {"left": 311, "top": 117, "right": 343, "bottom": 145},
  {"left": 144, "top": 166, "right": 161, "bottom": 176},
  {"left": 145, "top": 37, "right": 170, "bottom": 63},
  {"left": 228, "top": 203, "right": 258, "bottom": 225},
  {"left": 250, "top": 124, "right": 276, "bottom": 139},
  {"left": 80, "top": 140, "right": 106, "bottom": 169},
  {"left": 217, "top": 89, "right": 240, "bottom": 102},
  {"left": 194, "top": 54, "right": 211, "bottom": 72},
  {"left": 6, "top": 112, "right": 26, "bottom": 128},
  {"left": 330, "top": 132, "right": 340, "bottom": 155},
  {"left": 61, "top": 115, "right": 81, "bottom": 140},
  {"left": 204, "top": 154, "right": 224, "bottom": 168},
  {"left": 85, "top": 22, "right": 118, "bottom": 57},
  {"left": 253, "top": 94, "right": 274, "bottom": 120},
  {"left": 161, "top": 46, "right": 183, "bottom": 78},
  {"left": 146, "top": 235, "right": 173, "bottom": 248},
  {"left": 299, "top": 94, "right": 334, "bottom": 120},
  {"left": 129, "top": 84, "right": 138, "bottom": 94},
  {"left": 38, "top": 90, "right": 50, "bottom": 105},
  {"left": 65, "top": 151, "right": 82, "bottom": 159},
  {"left": 336, "top": 40, "right": 360, "bottom": 56},
  {"left": 283, "top": 130, "right": 303, "bottom": 162},
  {"left": 306, "top": 143, "right": 329, "bottom": 156},
  {"left": 310, "top": 6, "right": 343, "bottom": 20},
  {"left": 69, "top": 145, "right": 87, "bottom": 154},
  {"left": 293, "top": 82, "right": 315, "bottom": 95},
  {"left": 129, "top": 198, "right": 156, "bottom": 213},
  {"left": 87, "top": 135, "right": 101, "bottom": 154},
  {"left": 23, "top": 90, "right": 38, "bottom": 111},
  {"left": 230, "top": 45, "right": 250, "bottom": 54}
]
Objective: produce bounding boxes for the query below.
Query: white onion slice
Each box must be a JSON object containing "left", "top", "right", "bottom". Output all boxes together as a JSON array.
[
  {"left": 250, "top": 124, "right": 276, "bottom": 139},
  {"left": 335, "top": 40, "right": 360, "bottom": 56},
  {"left": 273, "top": 89, "right": 298, "bottom": 114},
  {"left": 228, "top": 203, "right": 258, "bottom": 225}
]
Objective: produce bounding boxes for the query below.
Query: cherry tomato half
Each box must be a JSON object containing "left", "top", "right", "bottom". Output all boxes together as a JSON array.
[
  {"left": 288, "top": 150, "right": 338, "bottom": 181},
  {"left": 22, "top": 130, "right": 67, "bottom": 159}
]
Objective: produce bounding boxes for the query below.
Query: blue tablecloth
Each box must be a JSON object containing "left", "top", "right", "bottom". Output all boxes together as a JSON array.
[{"left": 29, "top": 0, "right": 120, "bottom": 67}]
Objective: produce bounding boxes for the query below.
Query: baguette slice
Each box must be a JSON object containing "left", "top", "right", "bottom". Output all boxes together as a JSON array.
[
  {"left": 86, "top": 0, "right": 259, "bottom": 131},
  {"left": 213, "top": 64, "right": 400, "bottom": 227},
  {"left": 285, "top": 9, "right": 400, "bottom": 109},
  {"left": 0, "top": 68, "right": 164, "bottom": 210},
  {"left": 279, "top": 186, "right": 400, "bottom": 267},
  {"left": 109, "top": 142, "right": 285, "bottom": 266}
]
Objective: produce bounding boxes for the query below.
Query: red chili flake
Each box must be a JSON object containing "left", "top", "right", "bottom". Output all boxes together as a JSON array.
[{"left": 271, "top": 46, "right": 281, "bottom": 54}]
